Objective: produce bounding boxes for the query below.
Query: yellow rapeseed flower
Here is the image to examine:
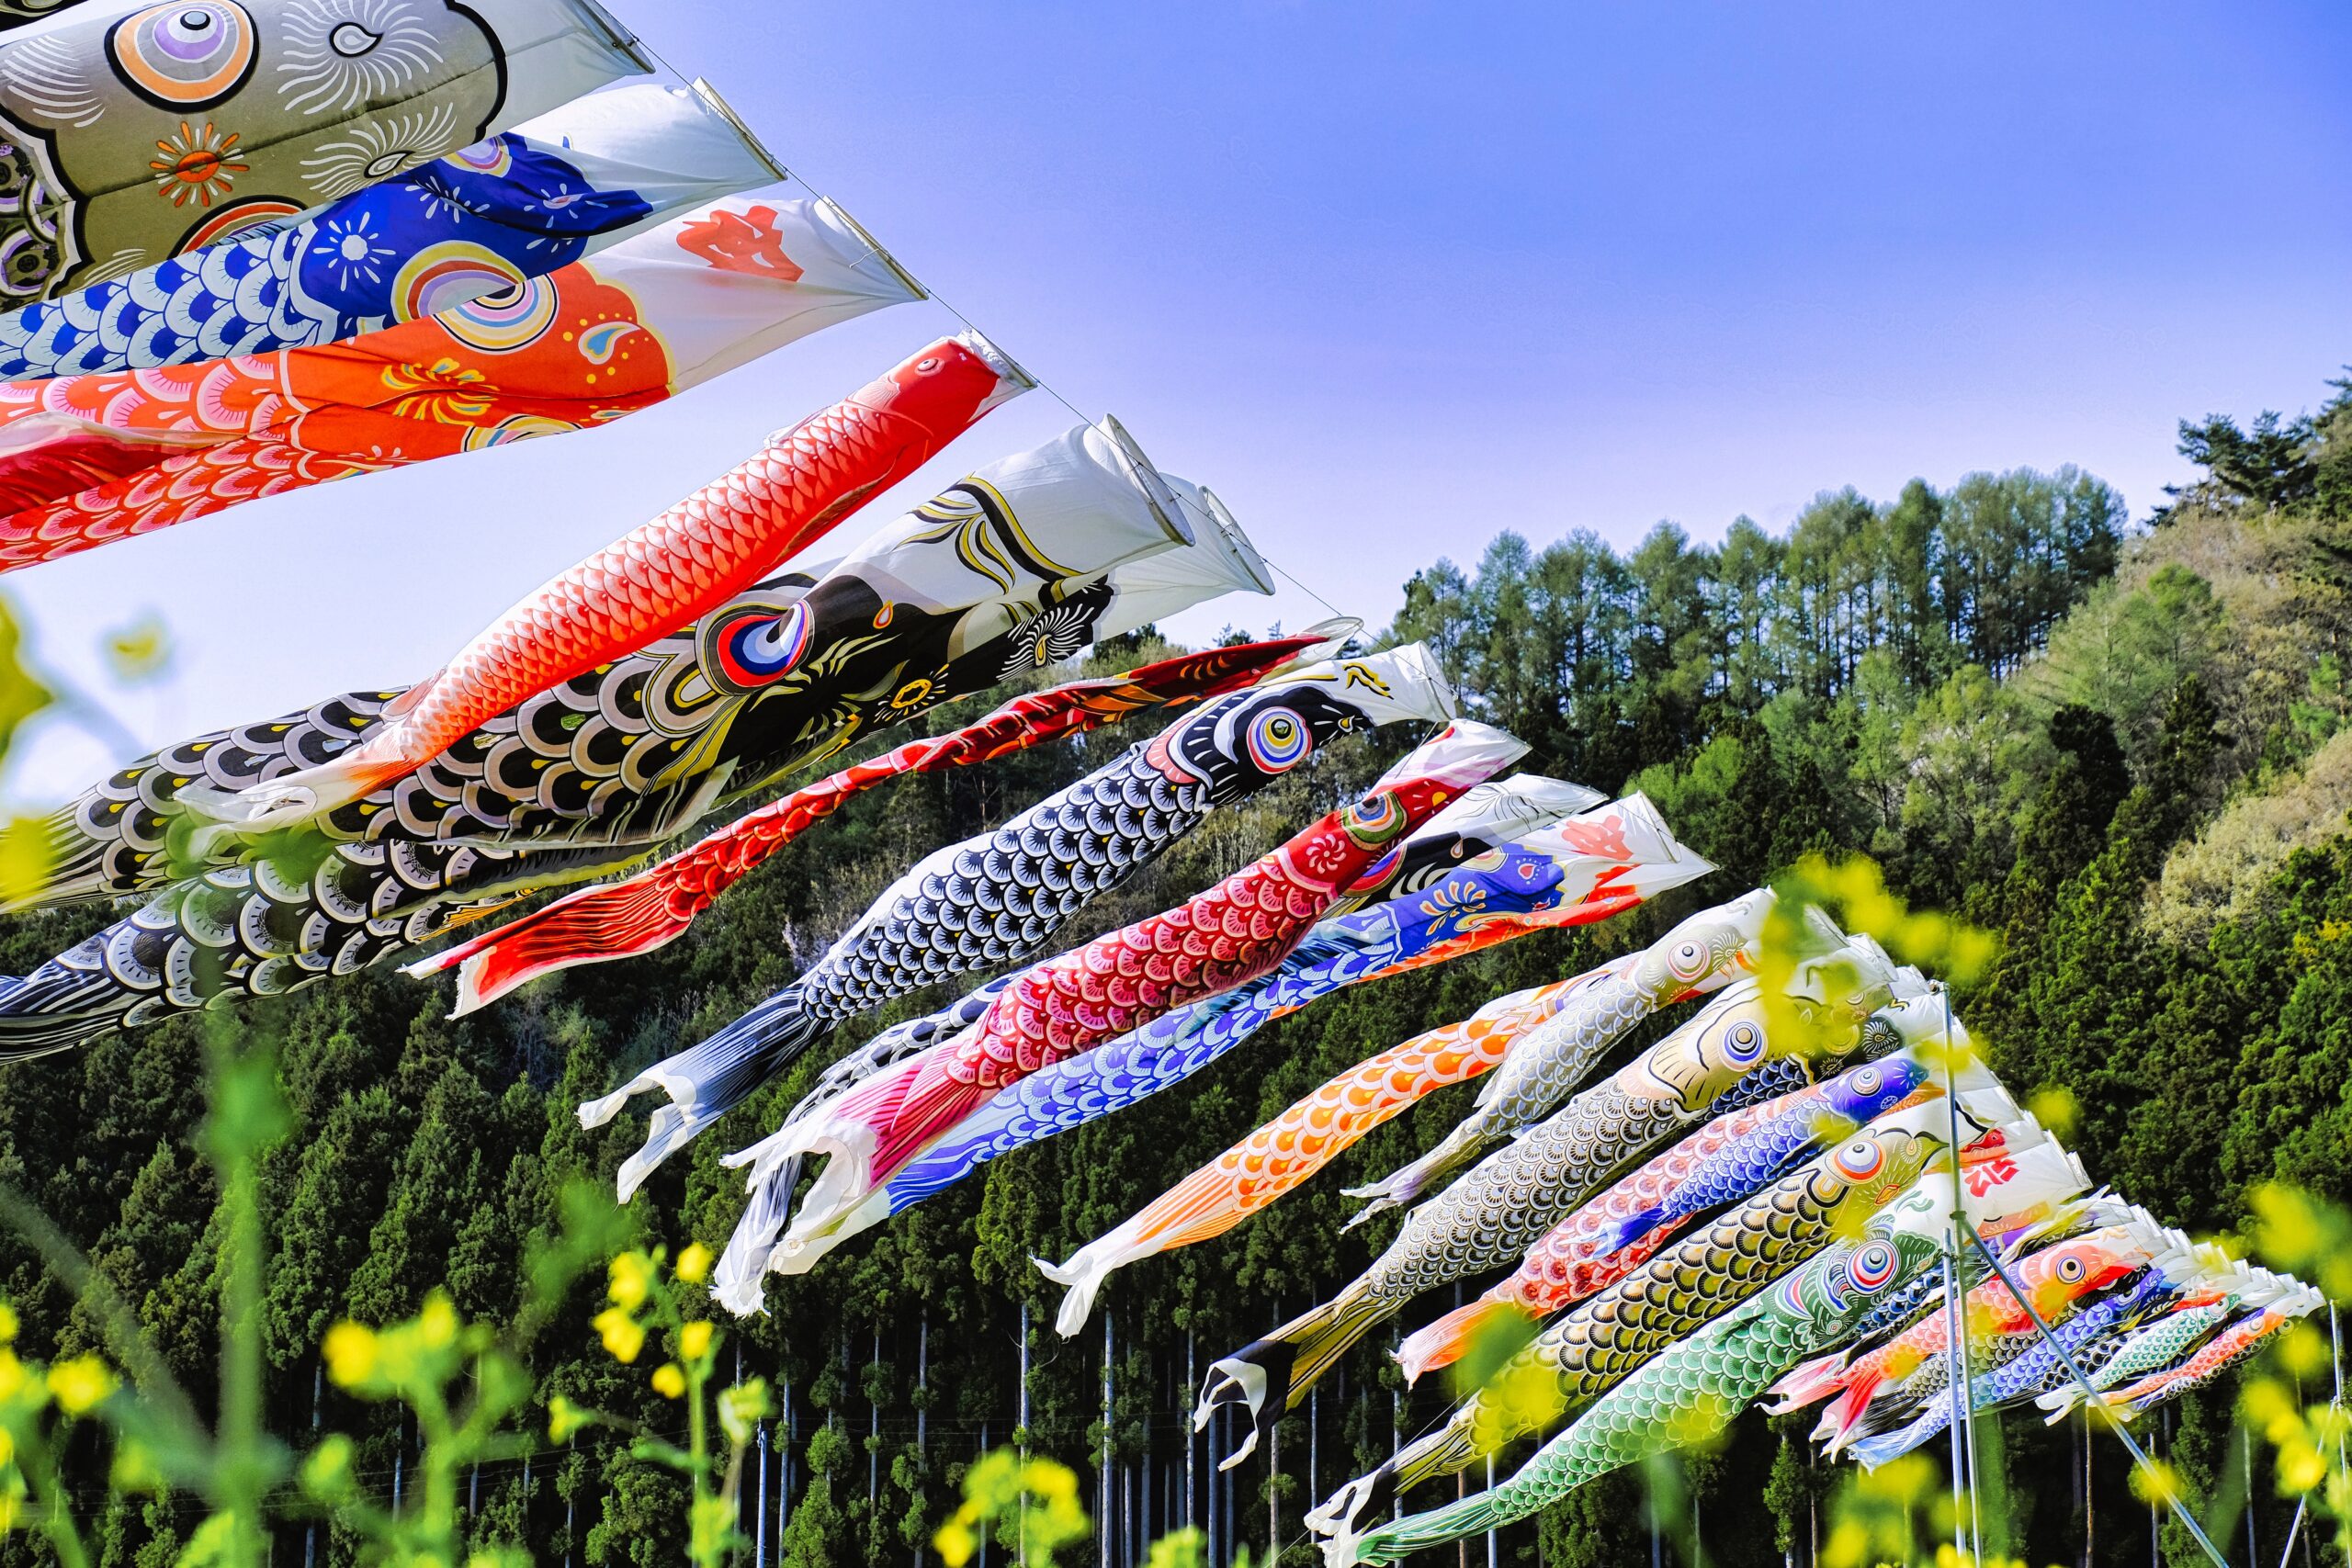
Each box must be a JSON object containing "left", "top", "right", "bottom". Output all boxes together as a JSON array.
[
  {"left": 593, "top": 1307, "right": 645, "bottom": 1365},
  {"left": 680, "top": 1321, "right": 715, "bottom": 1361},
  {"left": 607, "top": 1253, "right": 653, "bottom": 1312},
  {"left": 46, "top": 1355, "right": 116, "bottom": 1415},
  {"left": 548, "top": 1396, "right": 593, "bottom": 1441},
  {"left": 322, "top": 1323, "right": 380, "bottom": 1388},
  {"left": 417, "top": 1292, "right": 458, "bottom": 1349},
  {"left": 0, "top": 1349, "right": 27, "bottom": 1401},
  {"left": 0, "top": 1304, "right": 17, "bottom": 1345},
  {"left": 651, "top": 1363, "right": 685, "bottom": 1399},
  {"left": 676, "top": 1244, "right": 713, "bottom": 1284}
]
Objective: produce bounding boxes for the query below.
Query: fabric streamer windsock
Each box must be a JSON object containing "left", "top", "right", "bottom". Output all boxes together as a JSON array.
[
  {"left": 2103, "top": 1288, "right": 2323, "bottom": 1418},
  {"left": 786, "top": 774, "right": 1611, "bottom": 1126},
  {"left": 1394, "top": 1000, "right": 1996, "bottom": 1386},
  {"left": 1320, "top": 1145, "right": 2091, "bottom": 1567},
  {"left": 1767, "top": 1201, "right": 2162, "bottom": 1453},
  {"left": 580, "top": 644, "right": 1456, "bottom": 1202},
  {"left": 173, "top": 333, "right": 1028, "bottom": 829},
  {"left": 1844, "top": 1239, "right": 2202, "bottom": 1468},
  {"left": 1342, "top": 887, "right": 1780, "bottom": 1222},
  {"left": 19, "top": 416, "right": 1251, "bottom": 911},
  {"left": 1312, "top": 1089, "right": 2018, "bottom": 1539},
  {"left": 0, "top": 0, "right": 650, "bottom": 302},
  {"left": 0, "top": 436, "right": 1272, "bottom": 1054},
  {"left": 1198, "top": 931, "right": 1912, "bottom": 1463},
  {"left": 0, "top": 194, "right": 923, "bottom": 569},
  {"left": 0, "top": 80, "right": 782, "bottom": 377},
  {"left": 856, "top": 794, "right": 1713, "bottom": 1271},
  {"left": 405, "top": 633, "right": 1346, "bottom": 1011},
  {"left": 713, "top": 720, "right": 1529, "bottom": 1313},
  {"left": 1040, "top": 825, "right": 1737, "bottom": 1337},
  {"left": 2034, "top": 1265, "right": 2293, "bottom": 1423}
]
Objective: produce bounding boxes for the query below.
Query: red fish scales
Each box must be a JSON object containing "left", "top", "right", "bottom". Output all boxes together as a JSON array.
[{"left": 192, "top": 339, "right": 1021, "bottom": 827}]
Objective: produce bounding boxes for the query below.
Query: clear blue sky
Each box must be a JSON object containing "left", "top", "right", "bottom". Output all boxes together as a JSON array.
[{"left": 9, "top": 0, "right": 2350, "bottom": 799}]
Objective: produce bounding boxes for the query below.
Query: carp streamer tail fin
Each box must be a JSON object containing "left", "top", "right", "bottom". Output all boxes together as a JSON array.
[
  {"left": 1393, "top": 1297, "right": 1531, "bottom": 1386},
  {"left": 1341, "top": 1123, "right": 1484, "bottom": 1229},
  {"left": 405, "top": 870, "right": 693, "bottom": 1013},
  {"left": 1200, "top": 1286, "right": 1396, "bottom": 1469}
]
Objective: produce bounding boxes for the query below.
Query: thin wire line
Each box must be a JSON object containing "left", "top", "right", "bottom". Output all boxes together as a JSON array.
[{"left": 628, "top": 32, "right": 1356, "bottom": 630}]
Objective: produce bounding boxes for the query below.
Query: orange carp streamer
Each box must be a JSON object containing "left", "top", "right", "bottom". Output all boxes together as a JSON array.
[
  {"left": 0, "top": 196, "right": 921, "bottom": 570},
  {"left": 1041, "top": 974, "right": 1605, "bottom": 1337},
  {"left": 405, "top": 633, "right": 1331, "bottom": 1011},
  {"left": 179, "top": 333, "right": 1025, "bottom": 829}
]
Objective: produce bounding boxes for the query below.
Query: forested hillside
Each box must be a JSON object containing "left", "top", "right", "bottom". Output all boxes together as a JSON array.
[{"left": 1, "top": 376, "right": 2348, "bottom": 1568}]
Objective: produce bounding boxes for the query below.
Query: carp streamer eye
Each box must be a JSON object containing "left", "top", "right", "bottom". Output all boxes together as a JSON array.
[
  {"left": 1722, "top": 1019, "right": 1766, "bottom": 1065},
  {"left": 1848, "top": 1242, "right": 1899, "bottom": 1292},
  {"left": 1667, "top": 939, "right": 1709, "bottom": 980},
  {"left": 1244, "top": 705, "right": 1311, "bottom": 773},
  {"left": 1832, "top": 1138, "right": 1886, "bottom": 1181}
]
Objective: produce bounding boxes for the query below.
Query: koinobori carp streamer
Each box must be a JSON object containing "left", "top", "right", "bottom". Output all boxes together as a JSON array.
[
  {"left": 714, "top": 719, "right": 1531, "bottom": 1313},
  {"left": 175, "top": 333, "right": 1031, "bottom": 829},
  {"left": 405, "top": 634, "right": 1344, "bottom": 1012},
  {"left": 580, "top": 644, "right": 1460, "bottom": 1203},
  {"left": 0, "top": 0, "right": 650, "bottom": 300},
  {"left": 0, "top": 81, "right": 781, "bottom": 377},
  {"left": 0, "top": 195, "right": 923, "bottom": 570},
  {"left": 845, "top": 793, "right": 1712, "bottom": 1272}
]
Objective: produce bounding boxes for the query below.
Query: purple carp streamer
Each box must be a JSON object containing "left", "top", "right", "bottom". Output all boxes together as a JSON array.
[{"left": 582, "top": 645, "right": 1462, "bottom": 1201}]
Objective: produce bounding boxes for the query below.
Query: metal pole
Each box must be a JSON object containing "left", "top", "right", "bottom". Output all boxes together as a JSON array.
[
  {"left": 1103, "top": 1310, "right": 1115, "bottom": 1568},
  {"left": 756, "top": 1423, "right": 770, "bottom": 1568},
  {"left": 1967, "top": 1229, "right": 2229, "bottom": 1568},
  {"left": 1937, "top": 985, "right": 1974, "bottom": 1562}
]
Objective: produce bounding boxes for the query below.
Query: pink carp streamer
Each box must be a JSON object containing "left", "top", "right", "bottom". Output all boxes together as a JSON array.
[
  {"left": 2109, "top": 1294, "right": 2322, "bottom": 1415},
  {"left": 1043, "top": 804, "right": 1724, "bottom": 1337},
  {"left": 1770, "top": 1213, "right": 2160, "bottom": 1452},
  {"left": 406, "top": 634, "right": 1330, "bottom": 1011},
  {"left": 718, "top": 721, "right": 1529, "bottom": 1306},
  {"left": 181, "top": 335, "right": 1026, "bottom": 830}
]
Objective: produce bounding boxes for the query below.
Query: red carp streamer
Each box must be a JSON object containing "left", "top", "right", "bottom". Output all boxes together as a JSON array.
[
  {"left": 407, "top": 634, "right": 1328, "bottom": 1011},
  {"left": 749, "top": 722, "right": 1529, "bottom": 1263},
  {"left": 186, "top": 335, "right": 1026, "bottom": 829}
]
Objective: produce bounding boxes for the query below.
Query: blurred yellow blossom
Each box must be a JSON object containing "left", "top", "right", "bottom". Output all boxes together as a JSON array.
[
  {"left": 322, "top": 1323, "right": 379, "bottom": 1388},
  {"left": 593, "top": 1306, "right": 645, "bottom": 1364},
  {"left": 46, "top": 1355, "right": 116, "bottom": 1414},
  {"left": 608, "top": 1253, "right": 653, "bottom": 1311},
  {"left": 679, "top": 1321, "right": 715, "bottom": 1361},
  {"left": 651, "top": 1364, "right": 685, "bottom": 1399},
  {"left": 676, "top": 1243, "right": 713, "bottom": 1284}
]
